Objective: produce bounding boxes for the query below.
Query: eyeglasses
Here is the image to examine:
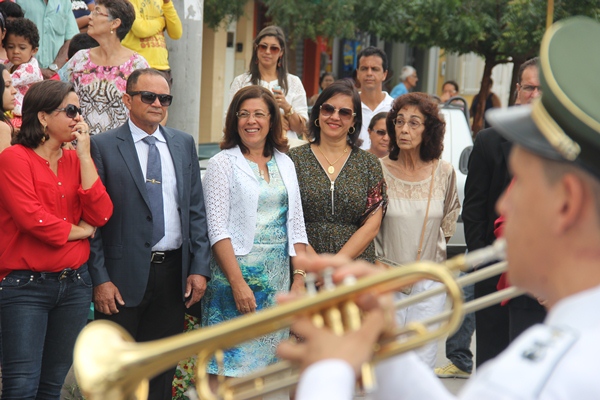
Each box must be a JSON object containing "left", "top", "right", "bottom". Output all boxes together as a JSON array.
[
  {"left": 90, "top": 9, "right": 110, "bottom": 17},
  {"left": 372, "top": 129, "right": 388, "bottom": 136},
  {"left": 256, "top": 43, "right": 282, "bottom": 56},
  {"left": 520, "top": 85, "right": 541, "bottom": 93},
  {"left": 55, "top": 104, "right": 81, "bottom": 119},
  {"left": 128, "top": 91, "right": 173, "bottom": 106},
  {"left": 320, "top": 103, "right": 356, "bottom": 121},
  {"left": 236, "top": 111, "right": 270, "bottom": 120},
  {"left": 393, "top": 118, "right": 423, "bottom": 130}
]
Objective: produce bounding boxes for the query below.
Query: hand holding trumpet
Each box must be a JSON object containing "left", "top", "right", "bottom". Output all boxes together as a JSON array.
[{"left": 277, "top": 254, "right": 395, "bottom": 376}]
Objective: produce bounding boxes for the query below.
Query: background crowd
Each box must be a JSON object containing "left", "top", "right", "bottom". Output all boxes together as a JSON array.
[{"left": 0, "top": 1, "right": 547, "bottom": 399}]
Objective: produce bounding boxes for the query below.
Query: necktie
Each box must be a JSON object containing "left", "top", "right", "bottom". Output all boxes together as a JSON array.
[{"left": 143, "top": 135, "right": 165, "bottom": 246}]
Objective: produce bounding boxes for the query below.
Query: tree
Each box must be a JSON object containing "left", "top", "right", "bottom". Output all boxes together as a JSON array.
[
  {"left": 262, "top": 0, "right": 358, "bottom": 74},
  {"left": 365, "top": 0, "right": 600, "bottom": 136},
  {"left": 203, "top": 0, "right": 248, "bottom": 30}
]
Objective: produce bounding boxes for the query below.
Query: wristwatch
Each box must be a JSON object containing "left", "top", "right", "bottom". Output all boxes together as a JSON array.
[
  {"left": 285, "top": 107, "right": 295, "bottom": 117},
  {"left": 48, "top": 63, "right": 59, "bottom": 73}
]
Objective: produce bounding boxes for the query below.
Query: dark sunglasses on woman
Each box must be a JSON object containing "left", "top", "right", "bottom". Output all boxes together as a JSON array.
[
  {"left": 128, "top": 91, "right": 173, "bottom": 107},
  {"left": 320, "top": 103, "right": 355, "bottom": 121},
  {"left": 372, "top": 129, "right": 388, "bottom": 136},
  {"left": 55, "top": 104, "right": 82, "bottom": 119},
  {"left": 256, "top": 43, "right": 281, "bottom": 55}
]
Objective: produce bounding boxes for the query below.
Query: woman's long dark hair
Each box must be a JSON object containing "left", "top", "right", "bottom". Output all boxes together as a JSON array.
[{"left": 248, "top": 26, "right": 289, "bottom": 94}]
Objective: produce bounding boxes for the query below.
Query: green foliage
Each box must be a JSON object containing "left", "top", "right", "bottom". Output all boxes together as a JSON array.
[
  {"left": 263, "top": 0, "right": 357, "bottom": 43},
  {"left": 367, "top": 0, "right": 600, "bottom": 63},
  {"left": 203, "top": 0, "right": 249, "bottom": 30},
  {"left": 500, "top": 0, "right": 600, "bottom": 58}
]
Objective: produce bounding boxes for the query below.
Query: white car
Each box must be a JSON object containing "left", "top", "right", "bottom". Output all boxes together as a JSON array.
[{"left": 439, "top": 97, "right": 473, "bottom": 257}]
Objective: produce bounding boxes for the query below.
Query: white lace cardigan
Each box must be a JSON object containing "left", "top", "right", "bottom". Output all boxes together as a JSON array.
[{"left": 202, "top": 146, "right": 308, "bottom": 256}]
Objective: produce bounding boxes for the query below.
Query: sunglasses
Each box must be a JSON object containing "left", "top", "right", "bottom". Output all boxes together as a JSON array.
[
  {"left": 55, "top": 104, "right": 81, "bottom": 119},
  {"left": 256, "top": 43, "right": 282, "bottom": 55},
  {"left": 372, "top": 129, "right": 388, "bottom": 136},
  {"left": 319, "top": 103, "right": 356, "bottom": 121},
  {"left": 128, "top": 91, "right": 173, "bottom": 107}
]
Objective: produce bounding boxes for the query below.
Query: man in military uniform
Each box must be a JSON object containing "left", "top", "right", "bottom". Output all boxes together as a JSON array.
[{"left": 278, "top": 16, "right": 600, "bottom": 399}]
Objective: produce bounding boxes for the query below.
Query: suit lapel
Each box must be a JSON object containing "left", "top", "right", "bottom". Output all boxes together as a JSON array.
[
  {"left": 116, "top": 126, "right": 151, "bottom": 209},
  {"left": 162, "top": 126, "right": 184, "bottom": 203}
]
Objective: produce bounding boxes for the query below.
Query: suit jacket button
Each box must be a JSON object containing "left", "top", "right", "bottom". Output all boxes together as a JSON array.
[
  {"left": 147, "top": 215, "right": 152, "bottom": 221},
  {"left": 145, "top": 242, "right": 151, "bottom": 248}
]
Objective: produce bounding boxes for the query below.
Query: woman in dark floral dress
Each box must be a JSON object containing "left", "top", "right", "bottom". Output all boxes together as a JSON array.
[{"left": 289, "top": 80, "right": 386, "bottom": 261}]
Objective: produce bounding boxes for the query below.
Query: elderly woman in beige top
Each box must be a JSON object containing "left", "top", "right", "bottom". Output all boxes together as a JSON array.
[{"left": 375, "top": 92, "right": 460, "bottom": 368}]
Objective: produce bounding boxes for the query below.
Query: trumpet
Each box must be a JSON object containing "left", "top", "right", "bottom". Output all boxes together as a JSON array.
[{"left": 74, "top": 240, "right": 521, "bottom": 400}]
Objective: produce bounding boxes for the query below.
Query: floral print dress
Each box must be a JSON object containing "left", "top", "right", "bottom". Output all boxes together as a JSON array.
[
  {"left": 201, "top": 158, "right": 290, "bottom": 377},
  {"left": 61, "top": 49, "right": 149, "bottom": 135}
]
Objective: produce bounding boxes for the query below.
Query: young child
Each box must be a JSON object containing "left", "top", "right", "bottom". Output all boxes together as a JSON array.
[{"left": 3, "top": 18, "right": 43, "bottom": 129}]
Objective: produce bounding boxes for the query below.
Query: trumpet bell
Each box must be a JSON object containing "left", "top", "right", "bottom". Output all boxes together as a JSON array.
[{"left": 74, "top": 320, "right": 149, "bottom": 400}]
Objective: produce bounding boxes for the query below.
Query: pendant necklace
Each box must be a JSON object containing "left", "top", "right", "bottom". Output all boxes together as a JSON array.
[{"left": 316, "top": 145, "right": 348, "bottom": 175}]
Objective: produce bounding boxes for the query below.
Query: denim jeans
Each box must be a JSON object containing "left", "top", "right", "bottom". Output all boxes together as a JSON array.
[
  {"left": 0, "top": 264, "right": 92, "bottom": 400},
  {"left": 445, "top": 271, "right": 475, "bottom": 373}
]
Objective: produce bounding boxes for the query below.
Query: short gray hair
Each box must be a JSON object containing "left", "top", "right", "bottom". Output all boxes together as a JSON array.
[{"left": 400, "top": 66, "right": 416, "bottom": 81}]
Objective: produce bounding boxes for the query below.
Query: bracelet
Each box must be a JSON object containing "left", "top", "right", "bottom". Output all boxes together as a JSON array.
[
  {"left": 293, "top": 269, "right": 306, "bottom": 278},
  {"left": 285, "top": 107, "right": 295, "bottom": 117}
]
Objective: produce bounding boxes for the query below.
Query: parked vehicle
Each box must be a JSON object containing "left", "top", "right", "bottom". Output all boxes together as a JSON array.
[{"left": 439, "top": 97, "right": 473, "bottom": 257}]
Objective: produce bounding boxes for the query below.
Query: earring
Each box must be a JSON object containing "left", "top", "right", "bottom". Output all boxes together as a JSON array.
[
  {"left": 348, "top": 126, "right": 356, "bottom": 135},
  {"left": 278, "top": 59, "right": 282, "bottom": 67},
  {"left": 314, "top": 118, "right": 320, "bottom": 127},
  {"left": 110, "top": 29, "right": 114, "bottom": 34},
  {"left": 255, "top": 59, "right": 258, "bottom": 64}
]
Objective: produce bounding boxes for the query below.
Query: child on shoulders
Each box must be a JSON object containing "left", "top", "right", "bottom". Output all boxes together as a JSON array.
[{"left": 3, "top": 18, "right": 43, "bottom": 129}]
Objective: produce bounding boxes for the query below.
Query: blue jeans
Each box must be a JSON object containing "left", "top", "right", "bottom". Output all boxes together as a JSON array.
[
  {"left": 0, "top": 264, "right": 92, "bottom": 400},
  {"left": 445, "top": 271, "right": 475, "bottom": 373}
]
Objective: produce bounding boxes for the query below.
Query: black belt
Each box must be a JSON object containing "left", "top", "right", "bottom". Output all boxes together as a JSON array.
[
  {"left": 32, "top": 268, "right": 79, "bottom": 281},
  {"left": 150, "top": 248, "right": 181, "bottom": 264}
]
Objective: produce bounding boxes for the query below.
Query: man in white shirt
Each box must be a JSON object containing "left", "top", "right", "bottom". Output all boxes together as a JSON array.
[
  {"left": 356, "top": 47, "right": 394, "bottom": 150},
  {"left": 278, "top": 16, "right": 600, "bottom": 400}
]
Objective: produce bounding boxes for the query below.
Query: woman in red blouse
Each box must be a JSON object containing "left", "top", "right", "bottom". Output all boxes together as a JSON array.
[{"left": 0, "top": 80, "right": 113, "bottom": 399}]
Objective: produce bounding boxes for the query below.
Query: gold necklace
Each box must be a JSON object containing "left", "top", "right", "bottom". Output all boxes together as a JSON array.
[{"left": 316, "top": 145, "right": 348, "bottom": 174}]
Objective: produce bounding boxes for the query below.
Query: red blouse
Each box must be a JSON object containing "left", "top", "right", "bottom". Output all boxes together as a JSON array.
[{"left": 0, "top": 145, "right": 113, "bottom": 279}]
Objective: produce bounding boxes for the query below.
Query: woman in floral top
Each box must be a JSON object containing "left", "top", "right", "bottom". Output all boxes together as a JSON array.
[{"left": 61, "top": 0, "right": 148, "bottom": 135}]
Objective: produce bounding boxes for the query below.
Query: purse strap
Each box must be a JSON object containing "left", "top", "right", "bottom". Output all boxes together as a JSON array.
[{"left": 416, "top": 160, "right": 437, "bottom": 261}]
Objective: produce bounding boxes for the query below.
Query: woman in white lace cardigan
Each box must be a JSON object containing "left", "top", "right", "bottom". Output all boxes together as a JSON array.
[
  {"left": 201, "top": 85, "right": 308, "bottom": 388},
  {"left": 227, "top": 26, "right": 308, "bottom": 142}
]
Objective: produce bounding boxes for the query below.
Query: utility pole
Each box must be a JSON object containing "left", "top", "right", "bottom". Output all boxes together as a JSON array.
[{"left": 166, "top": 0, "right": 204, "bottom": 142}]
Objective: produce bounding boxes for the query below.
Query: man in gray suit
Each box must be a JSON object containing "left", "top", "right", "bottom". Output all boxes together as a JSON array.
[{"left": 89, "top": 68, "right": 211, "bottom": 400}]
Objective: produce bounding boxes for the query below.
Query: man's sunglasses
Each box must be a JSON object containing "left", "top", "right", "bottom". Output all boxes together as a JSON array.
[
  {"left": 55, "top": 104, "right": 81, "bottom": 119},
  {"left": 128, "top": 91, "right": 173, "bottom": 106}
]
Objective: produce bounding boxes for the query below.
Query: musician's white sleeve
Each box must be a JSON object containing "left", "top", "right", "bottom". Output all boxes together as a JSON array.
[
  {"left": 296, "top": 359, "right": 355, "bottom": 400},
  {"left": 374, "top": 352, "right": 457, "bottom": 400}
]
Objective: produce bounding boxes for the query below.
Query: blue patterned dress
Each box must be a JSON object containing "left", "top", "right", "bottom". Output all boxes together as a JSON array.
[{"left": 201, "top": 158, "right": 290, "bottom": 377}]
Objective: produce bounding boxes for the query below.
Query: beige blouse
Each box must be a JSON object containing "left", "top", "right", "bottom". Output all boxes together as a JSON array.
[{"left": 375, "top": 159, "right": 461, "bottom": 265}]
